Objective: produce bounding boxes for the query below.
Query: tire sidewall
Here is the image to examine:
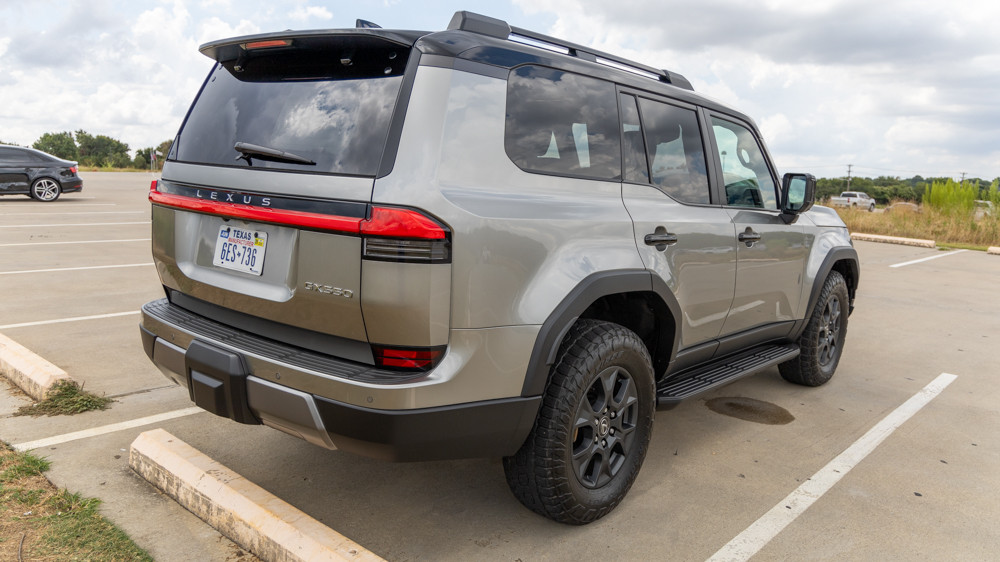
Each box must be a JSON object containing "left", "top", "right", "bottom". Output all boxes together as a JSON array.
[
  {"left": 561, "top": 341, "right": 655, "bottom": 509},
  {"left": 31, "top": 178, "right": 61, "bottom": 202}
]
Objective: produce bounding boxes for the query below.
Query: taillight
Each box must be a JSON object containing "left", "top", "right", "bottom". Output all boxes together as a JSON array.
[
  {"left": 372, "top": 345, "right": 446, "bottom": 371},
  {"left": 362, "top": 207, "right": 451, "bottom": 263},
  {"left": 148, "top": 181, "right": 450, "bottom": 263},
  {"left": 70, "top": 166, "right": 77, "bottom": 174}
]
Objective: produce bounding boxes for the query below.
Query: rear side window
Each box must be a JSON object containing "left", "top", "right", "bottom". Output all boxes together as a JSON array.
[
  {"left": 505, "top": 65, "right": 621, "bottom": 181},
  {"left": 637, "top": 98, "right": 709, "bottom": 205},
  {"left": 173, "top": 36, "right": 409, "bottom": 176}
]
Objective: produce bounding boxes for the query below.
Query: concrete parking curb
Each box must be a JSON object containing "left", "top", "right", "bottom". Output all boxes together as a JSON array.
[
  {"left": 0, "top": 332, "right": 71, "bottom": 401},
  {"left": 850, "top": 233, "right": 936, "bottom": 248},
  {"left": 129, "top": 429, "right": 383, "bottom": 562},
  {"left": 988, "top": 247, "right": 1000, "bottom": 255}
]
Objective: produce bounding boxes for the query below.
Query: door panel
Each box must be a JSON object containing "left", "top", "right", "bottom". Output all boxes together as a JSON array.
[
  {"left": 720, "top": 208, "right": 808, "bottom": 336},
  {"left": 623, "top": 183, "right": 737, "bottom": 349}
]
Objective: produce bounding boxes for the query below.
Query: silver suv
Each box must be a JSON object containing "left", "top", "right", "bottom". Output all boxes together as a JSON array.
[{"left": 140, "top": 11, "right": 860, "bottom": 524}]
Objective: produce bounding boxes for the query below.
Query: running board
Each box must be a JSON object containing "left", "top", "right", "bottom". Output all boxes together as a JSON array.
[{"left": 656, "top": 343, "right": 800, "bottom": 409}]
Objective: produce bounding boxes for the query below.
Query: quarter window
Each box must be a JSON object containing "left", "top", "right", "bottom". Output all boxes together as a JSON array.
[
  {"left": 620, "top": 94, "right": 649, "bottom": 184},
  {"left": 505, "top": 66, "right": 621, "bottom": 181},
  {"left": 712, "top": 117, "right": 778, "bottom": 209}
]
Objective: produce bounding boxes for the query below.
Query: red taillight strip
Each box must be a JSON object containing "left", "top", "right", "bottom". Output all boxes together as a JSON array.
[
  {"left": 149, "top": 181, "right": 449, "bottom": 239},
  {"left": 149, "top": 181, "right": 362, "bottom": 234}
]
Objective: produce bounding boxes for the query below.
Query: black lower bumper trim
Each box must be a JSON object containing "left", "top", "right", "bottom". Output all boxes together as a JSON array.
[{"left": 315, "top": 395, "right": 542, "bottom": 462}]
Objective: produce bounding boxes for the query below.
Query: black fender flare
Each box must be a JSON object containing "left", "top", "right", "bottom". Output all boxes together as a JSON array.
[
  {"left": 519, "top": 269, "right": 682, "bottom": 397},
  {"left": 790, "top": 246, "right": 860, "bottom": 341}
]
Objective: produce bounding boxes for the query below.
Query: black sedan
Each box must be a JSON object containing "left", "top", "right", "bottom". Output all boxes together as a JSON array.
[{"left": 0, "top": 145, "right": 83, "bottom": 202}]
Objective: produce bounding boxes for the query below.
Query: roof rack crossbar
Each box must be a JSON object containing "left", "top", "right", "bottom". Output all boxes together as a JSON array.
[{"left": 447, "top": 11, "right": 693, "bottom": 91}]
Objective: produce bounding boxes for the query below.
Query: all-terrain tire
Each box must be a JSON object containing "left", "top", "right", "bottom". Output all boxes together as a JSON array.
[
  {"left": 779, "top": 271, "right": 849, "bottom": 386},
  {"left": 503, "top": 320, "right": 655, "bottom": 524}
]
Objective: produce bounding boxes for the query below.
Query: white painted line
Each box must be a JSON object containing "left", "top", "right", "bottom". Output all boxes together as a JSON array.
[
  {"left": 0, "top": 238, "right": 150, "bottom": 247},
  {"left": 0, "top": 211, "right": 143, "bottom": 216},
  {"left": 0, "top": 263, "right": 153, "bottom": 275},
  {"left": 707, "top": 373, "right": 958, "bottom": 562},
  {"left": 13, "top": 407, "right": 204, "bottom": 452},
  {"left": 0, "top": 221, "right": 150, "bottom": 228},
  {"left": 0, "top": 311, "right": 140, "bottom": 330},
  {"left": 1, "top": 203, "right": 116, "bottom": 208},
  {"left": 890, "top": 249, "right": 967, "bottom": 268}
]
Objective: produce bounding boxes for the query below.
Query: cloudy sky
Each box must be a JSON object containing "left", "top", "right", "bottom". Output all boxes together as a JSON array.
[{"left": 1, "top": 0, "right": 997, "bottom": 180}]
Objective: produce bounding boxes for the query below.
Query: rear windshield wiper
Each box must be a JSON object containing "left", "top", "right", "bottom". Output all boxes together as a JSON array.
[{"left": 234, "top": 142, "right": 315, "bottom": 166}]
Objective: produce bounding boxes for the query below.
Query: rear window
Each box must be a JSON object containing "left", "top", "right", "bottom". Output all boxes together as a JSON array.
[{"left": 173, "top": 36, "right": 410, "bottom": 176}]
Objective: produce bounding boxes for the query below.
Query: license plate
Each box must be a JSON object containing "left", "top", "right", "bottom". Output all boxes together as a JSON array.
[{"left": 213, "top": 225, "right": 267, "bottom": 275}]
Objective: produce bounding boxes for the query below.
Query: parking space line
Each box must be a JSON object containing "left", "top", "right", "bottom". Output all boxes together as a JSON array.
[
  {"left": 0, "top": 221, "right": 150, "bottom": 228},
  {"left": 12, "top": 407, "right": 204, "bottom": 452},
  {"left": 707, "top": 373, "right": 958, "bottom": 562},
  {"left": 0, "top": 211, "right": 143, "bottom": 216},
  {"left": 0, "top": 203, "right": 116, "bottom": 209},
  {"left": 890, "top": 249, "right": 967, "bottom": 268},
  {"left": 0, "top": 238, "right": 150, "bottom": 247},
  {"left": 0, "top": 263, "right": 153, "bottom": 275},
  {"left": 0, "top": 311, "right": 140, "bottom": 330}
]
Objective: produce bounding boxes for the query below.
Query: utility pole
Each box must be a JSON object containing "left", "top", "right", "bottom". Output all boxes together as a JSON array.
[
  {"left": 960, "top": 172, "right": 967, "bottom": 185},
  {"left": 846, "top": 164, "right": 853, "bottom": 191}
]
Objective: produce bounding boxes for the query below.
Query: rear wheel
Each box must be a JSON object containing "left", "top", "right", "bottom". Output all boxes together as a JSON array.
[
  {"left": 503, "top": 320, "right": 655, "bottom": 524},
  {"left": 780, "top": 271, "right": 849, "bottom": 386},
  {"left": 30, "top": 178, "right": 61, "bottom": 202}
]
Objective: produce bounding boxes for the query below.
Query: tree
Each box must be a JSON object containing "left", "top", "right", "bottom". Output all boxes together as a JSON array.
[
  {"left": 137, "top": 139, "right": 173, "bottom": 171},
  {"left": 75, "top": 129, "right": 129, "bottom": 168},
  {"left": 33, "top": 131, "right": 78, "bottom": 160}
]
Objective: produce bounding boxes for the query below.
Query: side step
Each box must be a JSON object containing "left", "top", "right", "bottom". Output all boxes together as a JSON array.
[{"left": 656, "top": 343, "right": 799, "bottom": 409}]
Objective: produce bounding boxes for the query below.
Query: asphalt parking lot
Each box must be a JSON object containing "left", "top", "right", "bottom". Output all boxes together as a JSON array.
[{"left": 1, "top": 172, "right": 998, "bottom": 561}]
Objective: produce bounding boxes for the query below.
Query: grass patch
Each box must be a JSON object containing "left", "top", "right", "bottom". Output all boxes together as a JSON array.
[
  {"left": 1, "top": 442, "right": 152, "bottom": 561},
  {"left": 837, "top": 205, "right": 1000, "bottom": 247},
  {"left": 15, "top": 380, "right": 112, "bottom": 417}
]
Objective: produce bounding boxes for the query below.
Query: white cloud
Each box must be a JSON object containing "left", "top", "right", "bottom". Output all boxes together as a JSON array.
[{"left": 289, "top": 6, "right": 333, "bottom": 21}]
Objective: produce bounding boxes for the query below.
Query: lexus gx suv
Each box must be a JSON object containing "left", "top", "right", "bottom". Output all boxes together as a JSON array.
[{"left": 140, "top": 11, "right": 860, "bottom": 524}]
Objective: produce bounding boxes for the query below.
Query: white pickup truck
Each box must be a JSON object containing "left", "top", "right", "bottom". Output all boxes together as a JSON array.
[{"left": 830, "top": 191, "right": 876, "bottom": 211}]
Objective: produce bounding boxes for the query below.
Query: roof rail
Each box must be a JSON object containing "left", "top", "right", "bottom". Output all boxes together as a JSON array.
[{"left": 446, "top": 11, "right": 693, "bottom": 91}]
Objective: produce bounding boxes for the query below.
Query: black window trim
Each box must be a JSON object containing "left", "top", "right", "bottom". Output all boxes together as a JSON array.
[
  {"left": 616, "top": 85, "right": 721, "bottom": 209},
  {"left": 704, "top": 110, "right": 783, "bottom": 212}
]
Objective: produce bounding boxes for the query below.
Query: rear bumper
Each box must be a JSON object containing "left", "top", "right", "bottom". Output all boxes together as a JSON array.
[
  {"left": 61, "top": 177, "right": 83, "bottom": 193},
  {"left": 139, "top": 301, "right": 541, "bottom": 461}
]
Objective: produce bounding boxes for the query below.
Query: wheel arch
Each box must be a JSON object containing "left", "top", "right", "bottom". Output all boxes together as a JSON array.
[
  {"left": 519, "top": 269, "right": 681, "bottom": 397},
  {"left": 791, "top": 247, "right": 859, "bottom": 341}
]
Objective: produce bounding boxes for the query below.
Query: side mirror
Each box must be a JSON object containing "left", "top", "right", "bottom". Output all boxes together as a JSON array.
[{"left": 780, "top": 173, "right": 815, "bottom": 223}]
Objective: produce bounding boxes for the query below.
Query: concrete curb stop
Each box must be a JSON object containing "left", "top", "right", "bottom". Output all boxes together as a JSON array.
[
  {"left": 850, "top": 233, "right": 936, "bottom": 248},
  {"left": 988, "top": 247, "right": 1000, "bottom": 255},
  {"left": 129, "top": 429, "right": 383, "bottom": 562},
  {"left": 0, "top": 332, "right": 72, "bottom": 401}
]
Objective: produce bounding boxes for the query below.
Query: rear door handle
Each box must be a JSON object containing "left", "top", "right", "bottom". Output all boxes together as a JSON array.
[
  {"left": 738, "top": 228, "right": 761, "bottom": 246},
  {"left": 644, "top": 231, "right": 678, "bottom": 250}
]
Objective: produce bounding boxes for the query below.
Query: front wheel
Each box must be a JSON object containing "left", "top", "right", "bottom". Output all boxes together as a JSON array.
[
  {"left": 868, "top": 203, "right": 875, "bottom": 212},
  {"left": 503, "top": 320, "right": 655, "bottom": 524},
  {"left": 30, "top": 178, "right": 61, "bottom": 202},
  {"left": 780, "top": 271, "right": 849, "bottom": 386}
]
